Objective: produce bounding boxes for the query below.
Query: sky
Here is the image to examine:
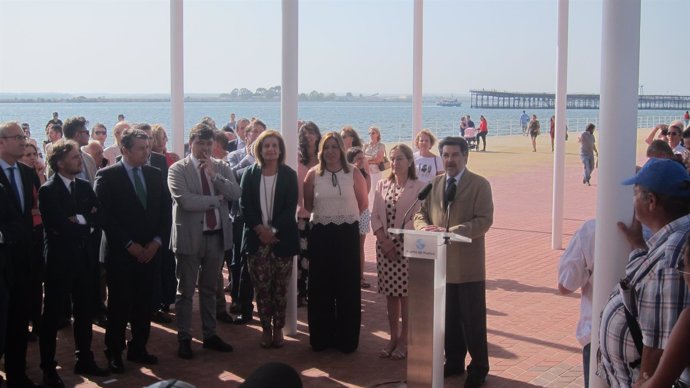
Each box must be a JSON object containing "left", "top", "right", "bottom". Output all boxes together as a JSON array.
[{"left": 0, "top": 0, "right": 688, "bottom": 96}]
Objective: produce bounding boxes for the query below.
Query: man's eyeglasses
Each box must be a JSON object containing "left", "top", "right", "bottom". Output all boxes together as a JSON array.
[
  {"left": 94, "top": 131, "right": 107, "bottom": 135},
  {"left": 0, "top": 134, "right": 28, "bottom": 141},
  {"left": 669, "top": 132, "right": 680, "bottom": 137}
]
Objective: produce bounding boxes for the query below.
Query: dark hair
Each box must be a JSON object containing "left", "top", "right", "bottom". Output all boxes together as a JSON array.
[
  {"left": 131, "top": 123, "right": 152, "bottom": 133},
  {"left": 340, "top": 126, "right": 363, "bottom": 148},
  {"left": 438, "top": 136, "right": 469, "bottom": 156},
  {"left": 213, "top": 130, "right": 229, "bottom": 149},
  {"left": 585, "top": 123, "right": 595, "bottom": 133},
  {"left": 62, "top": 116, "right": 87, "bottom": 139},
  {"left": 120, "top": 129, "right": 150, "bottom": 150},
  {"left": 49, "top": 124, "right": 63, "bottom": 135},
  {"left": 646, "top": 140, "right": 675, "bottom": 159},
  {"left": 252, "top": 119, "right": 267, "bottom": 132},
  {"left": 254, "top": 130, "right": 286, "bottom": 166},
  {"left": 91, "top": 123, "right": 106, "bottom": 134},
  {"left": 682, "top": 127, "right": 690, "bottom": 139},
  {"left": 298, "top": 121, "right": 321, "bottom": 165},
  {"left": 189, "top": 122, "right": 215, "bottom": 143},
  {"left": 345, "top": 146, "right": 368, "bottom": 179},
  {"left": 47, "top": 139, "right": 79, "bottom": 172}
]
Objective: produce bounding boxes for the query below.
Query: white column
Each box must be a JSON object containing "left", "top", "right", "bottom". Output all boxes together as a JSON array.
[
  {"left": 170, "top": 0, "right": 185, "bottom": 157},
  {"left": 281, "top": 0, "right": 299, "bottom": 336},
  {"left": 589, "top": 1, "right": 641, "bottom": 387},
  {"left": 412, "top": 0, "right": 423, "bottom": 139},
  {"left": 551, "top": 0, "right": 568, "bottom": 250}
]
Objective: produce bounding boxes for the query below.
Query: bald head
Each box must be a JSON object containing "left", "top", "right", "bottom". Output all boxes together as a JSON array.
[{"left": 112, "top": 121, "right": 131, "bottom": 145}]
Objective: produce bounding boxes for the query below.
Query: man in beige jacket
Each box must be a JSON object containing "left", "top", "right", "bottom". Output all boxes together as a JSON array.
[{"left": 414, "top": 136, "right": 494, "bottom": 388}]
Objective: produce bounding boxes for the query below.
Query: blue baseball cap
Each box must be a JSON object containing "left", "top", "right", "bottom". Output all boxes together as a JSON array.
[{"left": 622, "top": 158, "right": 690, "bottom": 197}]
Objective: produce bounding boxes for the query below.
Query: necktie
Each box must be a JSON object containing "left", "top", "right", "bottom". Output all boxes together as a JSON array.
[
  {"left": 69, "top": 181, "right": 77, "bottom": 203},
  {"left": 7, "top": 166, "right": 22, "bottom": 211},
  {"left": 132, "top": 167, "right": 147, "bottom": 209},
  {"left": 200, "top": 165, "right": 217, "bottom": 230},
  {"left": 444, "top": 177, "right": 456, "bottom": 208}
]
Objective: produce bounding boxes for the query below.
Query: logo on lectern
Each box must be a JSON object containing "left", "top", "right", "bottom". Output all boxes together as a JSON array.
[{"left": 415, "top": 238, "right": 426, "bottom": 250}]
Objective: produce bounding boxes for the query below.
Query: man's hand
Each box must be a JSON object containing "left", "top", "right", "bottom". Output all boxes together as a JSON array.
[
  {"left": 127, "top": 243, "right": 146, "bottom": 263},
  {"left": 422, "top": 225, "right": 446, "bottom": 232},
  {"left": 140, "top": 240, "right": 161, "bottom": 263},
  {"left": 618, "top": 217, "right": 646, "bottom": 250},
  {"left": 200, "top": 156, "right": 218, "bottom": 180}
]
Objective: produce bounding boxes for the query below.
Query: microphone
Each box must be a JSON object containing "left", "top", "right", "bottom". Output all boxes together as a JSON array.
[
  {"left": 417, "top": 183, "right": 433, "bottom": 201},
  {"left": 444, "top": 183, "right": 456, "bottom": 233},
  {"left": 400, "top": 183, "right": 433, "bottom": 230}
]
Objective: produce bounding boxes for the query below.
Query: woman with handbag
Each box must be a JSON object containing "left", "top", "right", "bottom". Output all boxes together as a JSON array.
[{"left": 364, "top": 126, "right": 386, "bottom": 211}]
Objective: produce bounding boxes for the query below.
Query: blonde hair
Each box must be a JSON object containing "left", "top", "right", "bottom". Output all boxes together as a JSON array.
[
  {"left": 415, "top": 128, "right": 437, "bottom": 149},
  {"left": 368, "top": 126, "right": 381, "bottom": 142},
  {"left": 317, "top": 132, "right": 350, "bottom": 176}
]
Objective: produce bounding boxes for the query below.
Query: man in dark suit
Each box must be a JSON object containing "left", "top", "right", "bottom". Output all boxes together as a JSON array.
[
  {"left": 0, "top": 121, "right": 41, "bottom": 387},
  {"left": 95, "top": 129, "right": 171, "bottom": 373},
  {"left": 0, "top": 182, "right": 23, "bottom": 388},
  {"left": 414, "top": 137, "right": 494, "bottom": 388},
  {"left": 39, "top": 140, "right": 109, "bottom": 387}
]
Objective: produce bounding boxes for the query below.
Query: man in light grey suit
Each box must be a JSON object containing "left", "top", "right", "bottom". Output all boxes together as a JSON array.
[{"left": 168, "top": 122, "right": 241, "bottom": 359}]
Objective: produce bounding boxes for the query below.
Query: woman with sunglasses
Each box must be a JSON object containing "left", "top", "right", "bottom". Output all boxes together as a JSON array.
[{"left": 303, "top": 131, "right": 368, "bottom": 353}]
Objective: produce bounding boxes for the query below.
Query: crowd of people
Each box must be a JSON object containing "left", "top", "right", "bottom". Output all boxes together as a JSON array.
[
  {"left": 558, "top": 120, "right": 690, "bottom": 387},
  {"left": 1, "top": 112, "right": 498, "bottom": 388}
]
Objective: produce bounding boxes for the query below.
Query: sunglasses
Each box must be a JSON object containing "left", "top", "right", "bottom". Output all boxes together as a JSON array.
[
  {"left": 669, "top": 132, "right": 680, "bottom": 137},
  {"left": 94, "top": 131, "right": 107, "bottom": 135},
  {"left": 1, "top": 134, "right": 28, "bottom": 141}
]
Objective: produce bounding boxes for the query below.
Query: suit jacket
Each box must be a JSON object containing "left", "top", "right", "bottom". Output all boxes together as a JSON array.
[
  {"left": 240, "top": 163, "right": 299, "bottom": 258},
  {"left": 414, "top": 170, "right": 493, "bottom": 283},
  {"left": 371, "top": 177, "right": 426, "bottom": 233},
  {"left": 0, "top": 161, "right": 37, "bottom": 245},
  {"left": 94, "top": 162, "right": 170, "bottom": 261},
  {"left": 39, "top": 175, "right": 102, "bottom": 269},
  {"left": 47, "top": 151, "right": 97, "bottom": 186},
  {"left": 0, "top": 183, "right": 23, "bottom": 281},
  {"left": 168, "top": 156, "right": 241, "bottom": 255}
]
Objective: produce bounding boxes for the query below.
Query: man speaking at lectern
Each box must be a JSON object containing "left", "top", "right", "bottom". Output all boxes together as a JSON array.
[{"left": 413, "top": 137, "right": 494, "bottom": 388}]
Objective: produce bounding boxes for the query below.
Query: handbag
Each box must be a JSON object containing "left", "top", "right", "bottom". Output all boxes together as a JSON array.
[{"left": 379, "top": 155, "right": 391, "bottom": 171}]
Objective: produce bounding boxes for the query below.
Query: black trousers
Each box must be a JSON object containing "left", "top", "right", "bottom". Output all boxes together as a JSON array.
[
  {"left": 150, "top": 247, "right": 177, "bottom": 311},
  {"left": 0, "top": 266, "right": 9, "bottom": 361},
  {"left": 445, "top": 281, "right": 489, "bottom": 376},
  {"left": 105, "top": 254, "right": 156, "bottom": 354},
  {"left": 307, "top": 222, "right": 360, "bottom": 353},
  {"left": 4, "top": 250, "right": 31, "bottom": 382},
  {"left": 40, "top": 249, "right": 97, "bottom": 369},
  {"left": 28, "top": 226, "right": 44, "bottom": 333}
]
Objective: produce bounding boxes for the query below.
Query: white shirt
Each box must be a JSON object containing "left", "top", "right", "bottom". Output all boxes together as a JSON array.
[
  {"left": 0, "top": 158, "right": 25, "bottom": 211},
  {"left": 413, "top": 152, "right": 444, "bottom": 184},
  {"left": 558, "top": 219, "right": 595, "bottom": 346}
]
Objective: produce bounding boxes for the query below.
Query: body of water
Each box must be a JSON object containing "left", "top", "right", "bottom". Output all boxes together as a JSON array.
[{"left": 0, "top": 99, "right": 684, "bottom": 149}]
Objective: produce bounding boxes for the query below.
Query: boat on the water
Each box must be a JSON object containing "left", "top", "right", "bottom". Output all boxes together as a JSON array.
[{"left": 437, "top": 98, "right": 462, "bottom": 107}]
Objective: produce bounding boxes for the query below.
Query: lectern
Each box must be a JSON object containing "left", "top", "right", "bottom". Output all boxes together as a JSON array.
[{"left": 388, "top": 228, "right": 471, "bottom": 388}]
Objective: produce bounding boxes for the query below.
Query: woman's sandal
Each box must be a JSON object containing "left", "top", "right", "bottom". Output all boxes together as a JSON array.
[
  {"left": 379, "top": 342, "right": 396, "bottom": 358},
  {"left": 390, "top": 346, "right": 407, "bottom": 361}
]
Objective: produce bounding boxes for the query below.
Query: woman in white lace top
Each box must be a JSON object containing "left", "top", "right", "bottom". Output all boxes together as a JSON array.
[{"left": 303, "top": 131, "right": 368, "bottom": 353}]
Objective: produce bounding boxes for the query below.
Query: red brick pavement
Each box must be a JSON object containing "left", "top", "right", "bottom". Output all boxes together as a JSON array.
[{"left": 4, "top": 138, "right": 605, "bottom": 388}]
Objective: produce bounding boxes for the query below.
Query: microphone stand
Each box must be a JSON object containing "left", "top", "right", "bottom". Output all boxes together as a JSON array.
[{"left": 444, "top": 201, "right": 453, "bottom": 245}]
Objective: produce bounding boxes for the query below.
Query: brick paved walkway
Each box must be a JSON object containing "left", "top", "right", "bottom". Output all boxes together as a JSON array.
[{"left": 5, "top": 131, "right": 647, "bottom": 387}]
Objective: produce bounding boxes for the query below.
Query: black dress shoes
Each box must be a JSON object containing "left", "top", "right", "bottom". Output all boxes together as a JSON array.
[
  {"left": 104, "top": 351, "right": 125, "bottom": 374},
  {"left": 216, "top": 311, "right": 234, "bottom": 324},
  {"left": 443, "top": 365, "right": 466, "bottom": 377},
  {"left": 178, "top": 339, "right": 193, "bottom": 359},
  {"left": 464, "top": 373, "right": 487, "bottom": 388},
  {"left": 233, "top": 313, "right": 252, "bottom": 325},
  {"left": 74, "top": 358, "right": 110, "bottom": 377},
  {"left": 151, "top": 310, "right": 173, "bottom": 324},
  {"left": 42, "top": 369, "right": 65, "bottom": 388},
  {"left": 127, "top": 349, "right": 159, "bottom": 365},
  {"left": 203, "top": 335, "right": 233, "bottom": 352}
]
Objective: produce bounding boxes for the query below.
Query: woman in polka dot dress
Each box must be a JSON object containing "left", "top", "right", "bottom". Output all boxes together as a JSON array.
[{"left": 371, "top": 144, "right": 426, "bottom": 361}]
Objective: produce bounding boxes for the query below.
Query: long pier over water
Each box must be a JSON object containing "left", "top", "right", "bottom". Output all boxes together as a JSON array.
[{"left": 470, "top": 90, "right": 690, "bottom": 110}]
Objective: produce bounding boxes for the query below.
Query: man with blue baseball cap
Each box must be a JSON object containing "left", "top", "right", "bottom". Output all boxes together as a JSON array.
[{"left": 598, "top": 158, "right": 690, "bottom": 387}]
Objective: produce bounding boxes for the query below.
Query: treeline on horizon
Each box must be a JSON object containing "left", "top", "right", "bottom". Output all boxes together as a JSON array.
[{"left": 0, "top": 86, "right": 418, "bottom": 104}]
